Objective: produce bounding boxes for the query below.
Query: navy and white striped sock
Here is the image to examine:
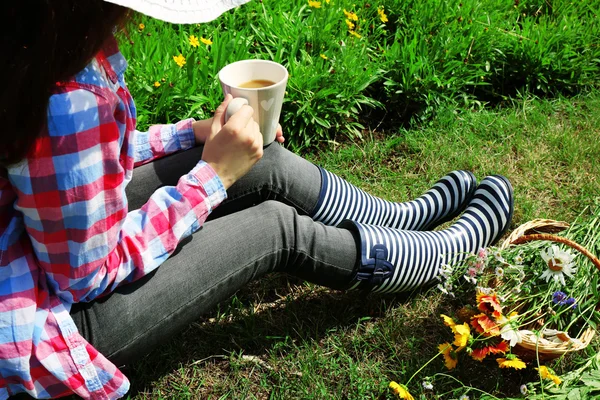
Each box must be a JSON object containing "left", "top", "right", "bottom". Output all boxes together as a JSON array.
[
  {"left": 339, "top": 175, "right": 514, "bottom": 293},
  {"left": 311, "top": 169, "right": 477, "bottom": 231}
]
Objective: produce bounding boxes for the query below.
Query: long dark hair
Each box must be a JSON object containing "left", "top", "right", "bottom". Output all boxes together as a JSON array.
[{"left": 0, "top": 1, "right": 129, "bottom": 166}]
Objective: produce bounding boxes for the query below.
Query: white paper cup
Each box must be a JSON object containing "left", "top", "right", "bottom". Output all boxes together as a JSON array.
[{"left": 218, "top": 60, "right": 288, "bottom": 145}]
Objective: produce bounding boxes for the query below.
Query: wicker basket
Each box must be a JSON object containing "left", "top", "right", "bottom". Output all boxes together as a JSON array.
[{"left": 499, "top": 219, "right": 600, "bottom": 360}]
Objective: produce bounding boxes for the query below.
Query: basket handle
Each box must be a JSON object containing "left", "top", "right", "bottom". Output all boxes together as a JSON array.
[{"left": 511, "top": 234, "right": 600, "bottom": 272}]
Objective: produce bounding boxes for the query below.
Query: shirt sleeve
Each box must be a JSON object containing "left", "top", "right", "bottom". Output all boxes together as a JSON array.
[
  {"left": 8, "top": 88, "right": 227, "bottom": 304},
  {"left": 133, "top": 119, "right": 197, "bottom": 166}
]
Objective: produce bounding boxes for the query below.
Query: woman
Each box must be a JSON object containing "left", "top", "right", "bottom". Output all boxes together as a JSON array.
[{"left": 0, "top": 1, "right": 514, "bottom": 398}]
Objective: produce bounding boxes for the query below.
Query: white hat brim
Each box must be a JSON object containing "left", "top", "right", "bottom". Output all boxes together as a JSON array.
[{"left": 104, "top": 0, "right": 251, "bottom": 24}]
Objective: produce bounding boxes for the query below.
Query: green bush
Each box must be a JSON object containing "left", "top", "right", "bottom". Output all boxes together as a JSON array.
[{"left": 119, "top": 0, "right": 600, "bottom": 150}]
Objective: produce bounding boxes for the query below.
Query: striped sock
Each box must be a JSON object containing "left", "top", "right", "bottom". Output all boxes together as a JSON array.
[
  {"left": 339, "top": 175, "right": 514, "bottom": 293},
  {"left": 311, "top": 169, "right": 477, "bottom": 231}
]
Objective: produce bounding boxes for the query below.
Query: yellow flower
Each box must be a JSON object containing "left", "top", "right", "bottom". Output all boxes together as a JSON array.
[
  {"left": 452, "top": 322, "right": 471, "bottom": 349},
  {"left": 497, "top": 355, "right": 526, "bottom": 370},
  {"left": 343, "top": 9, "right": 358, "bottom": 21},
  {"left": 537, "top": 366, "right": 562, "bottom": 385},
  {"left": 378, "top": 6, "right": 388, "bottom": 23},
  {"left": 138, "top": 23, "right": 145, "bottom": 31},
  {"left": 438, "top": 342, "right": 458, "bottom": 370},
  {"left": 320, "top": 54, "right": 328, "bottom": 60},
  {"left": 200, "top": 37, "right": 213, "bottom": 46},
  {"left": 308, "top": 0, "right": 321, "bottom": 8},
  {"left": 325, "top": 0, "right": 330, "bottom": 3},
  {"left": 345, "top": 19, "right": 355, "bottom": 30},
  {"left": 153, "top": 81, "right": 161, "bottom": 88},
  {"left": 441, "top": 314, "right": 456, "bottom": 328},
  {"left": 189, "top": 35, "right": 200, "bottom": 48},
  {"left": 348, "top": 30, "right": 361, "bottom": 38},
  {"left": 173, "top": 54, "right": 186, "bottom": 68},
  {"left": 389, "top": 381, "right": 414, "bottom": 400}
]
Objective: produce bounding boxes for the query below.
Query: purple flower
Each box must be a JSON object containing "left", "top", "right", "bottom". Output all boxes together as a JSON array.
[
  {"left": 565, "top": 297, "right": 577, "bottom": 309},
  {"left": 552, "top": 291, "right": 568, "bottom": 305}
]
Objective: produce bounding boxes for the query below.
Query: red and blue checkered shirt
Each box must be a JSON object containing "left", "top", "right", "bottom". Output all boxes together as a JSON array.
[{"left": 0, "top": 37, "right": 227, "bottom": 399}]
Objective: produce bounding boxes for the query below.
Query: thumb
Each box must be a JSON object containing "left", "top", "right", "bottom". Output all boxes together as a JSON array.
[{"left": 213, "top": 94, "right": 233, "bottom": 128}]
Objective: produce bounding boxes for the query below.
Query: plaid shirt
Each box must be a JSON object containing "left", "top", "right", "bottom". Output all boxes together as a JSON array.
[{"left": 0, "top": 37, "right": 227, "bottom": 399}]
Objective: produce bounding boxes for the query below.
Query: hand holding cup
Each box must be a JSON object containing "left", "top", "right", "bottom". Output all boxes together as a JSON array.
[{"left": 201, "top": 95, "right": 263, "bottom": 189}]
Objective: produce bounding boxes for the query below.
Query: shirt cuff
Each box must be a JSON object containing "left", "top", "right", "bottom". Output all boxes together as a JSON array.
[
  {"left": 174, "top": 118, "right": 196, "bottom": 151},
  {"left": 188, "top": 161, "right": 227, "bottom": 212}
]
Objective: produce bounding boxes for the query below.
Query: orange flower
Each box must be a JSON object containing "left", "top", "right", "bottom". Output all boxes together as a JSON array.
[
  {"left": 472, "top": 341, "right": 509, "bottom": 362},
  {"left": 488, "top": 341, "right": 509, "bottom": 354},
  {"left": 476, "top": 291, "right": 503, "bottom": 318},
  {"left": 471, "top": 346, "right": 490, "bottom": 362},
  {"left": 471, "top": 313, "right": 500, "bottom": 336},
  {"left": 438, "top": 343, "right": 458, "bottom": 370}
]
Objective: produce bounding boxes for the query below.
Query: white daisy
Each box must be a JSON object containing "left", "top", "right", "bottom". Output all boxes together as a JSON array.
[
  {"left": 422, "top": 381, "right": 433, "bottom": 390},
  {"left": 520, "top": 384, "right": 528, "bottom": 395},
  {"left": 540, "top": 245, "right": 577, "bottom": 286},
  {"left": 497, "top": 312, "right": 522, "bottom": 347}
]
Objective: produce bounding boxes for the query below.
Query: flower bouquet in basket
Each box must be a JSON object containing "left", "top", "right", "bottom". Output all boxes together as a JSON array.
[{"left": 389, "top": 209, "right": 600, "bottom": 400}]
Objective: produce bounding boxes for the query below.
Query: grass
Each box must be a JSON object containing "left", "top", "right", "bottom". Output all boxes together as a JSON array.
[
  {"left": 103, "top": 1, "right": 600, "bottom": 397},
  {"left": 120, "top": 0, "right": 600, "bottom": 151},
  {"left": 119, "top": 91, "right": 600, "bottom": 399}
]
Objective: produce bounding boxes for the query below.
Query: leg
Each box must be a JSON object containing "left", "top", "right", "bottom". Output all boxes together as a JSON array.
[
  {"left": 70, "top": 201, "right": 357, "bottom": 367},
  {"left": 128, "top": 144, "right": 477, "bottom": 230}
]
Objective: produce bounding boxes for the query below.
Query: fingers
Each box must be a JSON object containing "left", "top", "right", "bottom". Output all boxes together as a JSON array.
[
  {"left": 226, "top": 104, "right": 254, "bottom": 128},
  {"left": 213, "top": 94, "right": 233, "bottom": 126}
]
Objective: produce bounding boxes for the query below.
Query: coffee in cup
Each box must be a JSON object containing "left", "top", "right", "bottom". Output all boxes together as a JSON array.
[{"left": 218, "top": 60, "right": 288, "bottom": 145}]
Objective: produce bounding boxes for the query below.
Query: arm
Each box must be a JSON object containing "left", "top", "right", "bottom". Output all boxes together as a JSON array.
[
  {"left": 133, "top": 118, "right": 217, "bottom": 166},
  {"left": 9, "top": 89, "right": 227, "bottom": 303}
]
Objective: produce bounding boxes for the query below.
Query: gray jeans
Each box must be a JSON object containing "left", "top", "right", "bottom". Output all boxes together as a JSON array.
[{"left": 70, "top": 144, "right": 358, "bottom": 367}]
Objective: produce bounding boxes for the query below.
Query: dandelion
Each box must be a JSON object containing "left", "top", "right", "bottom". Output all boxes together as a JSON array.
[
  {"left": 377, "top": 6, "right": 388, "bottom": 23},
  {"left": 138, "top": 23, "right": 145, "bottom": 31},
  {"left": 320, "top": 54, "right": 328, "bottom": 60},
  {"left": 422, "top": 381, "right": 433, "bottom": 390},
  {"left": 497, "top": 312, "right": 522, "bottom": 347},
  {"left": 153, "top": 81, "right": 161, "bottom": 87},
  {"left": 540, "top": 245, "right": 577, "bottom": 286},
  {"left": 189, "top": 35, "right": 200, "bottom": 48},
  {"left": 497, "top": 354, "right": 526, "bottom": 370},
  {"left": 438, "top": 342, "right": 458, "bottom": 370},
  {"left": 520, "top": 384, "right": 528, "bottom": 395},
  {"left": 200, "top": 37, "right": 213, "bottom": 46},
  {"left": 343, "top": 9, "right": 359, "bottom": 21},
  {"left": 173, "top": 54, "right": 186, "bottom": 68},
  {"left": 308, "top": 0, "right": 321, "bottom": 8},
  {"left": 389, "top": 381, "right": 414, "bottom": 400},
  {"left": 537, "top": 366, "right": 562, "bottom": 385},
  {"left": 345, "top": 19, "right": 355, "bottom": 30},
  {"left": 348, "top": 31, "right": 362, "bottom": 39}
]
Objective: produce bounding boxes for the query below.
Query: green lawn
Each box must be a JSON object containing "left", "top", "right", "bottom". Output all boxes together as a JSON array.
[{"left": 122, "top": 92, "right": 600, "bottom": 399}]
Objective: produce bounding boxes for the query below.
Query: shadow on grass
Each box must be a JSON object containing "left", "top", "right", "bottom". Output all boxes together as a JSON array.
[{"left": 123, "top": 274, "right": 414, "bottom": 397}]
